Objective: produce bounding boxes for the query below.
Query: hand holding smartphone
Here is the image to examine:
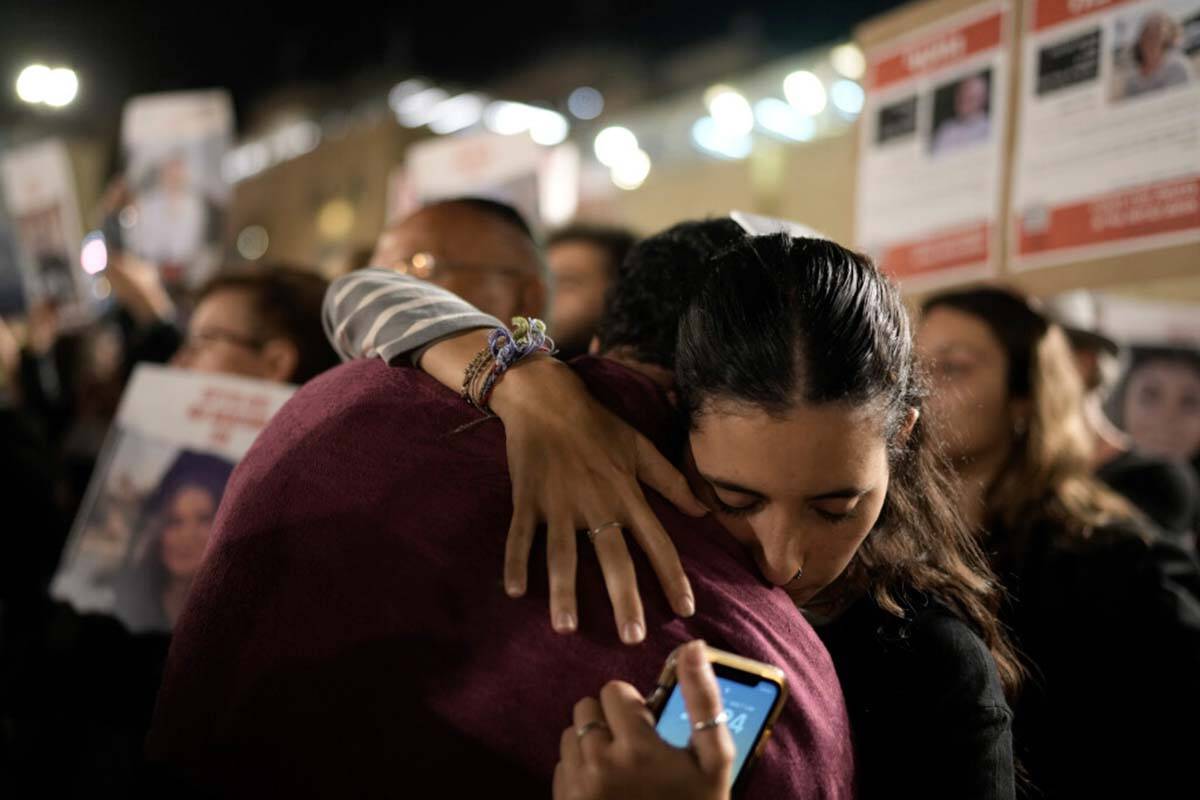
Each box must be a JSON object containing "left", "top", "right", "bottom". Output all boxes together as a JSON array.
[
  {"left": 647, "top": 643, "right": 788, "bottom": 791},
  {"left": 553, "top": 641, "right": 787, "bottom": 800}
]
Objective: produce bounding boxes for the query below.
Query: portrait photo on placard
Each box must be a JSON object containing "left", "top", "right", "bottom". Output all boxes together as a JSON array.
[
  {"left": 928, "top": 68, "right": 993, "bottom": 157},
  {"left": 1110, "top": 0, "right": 1200, "bottom": 101}
]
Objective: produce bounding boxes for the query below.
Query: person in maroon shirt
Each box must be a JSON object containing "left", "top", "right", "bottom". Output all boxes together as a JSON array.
[{"left": 145, "top": 313, "right": 855, "bottom": 795}]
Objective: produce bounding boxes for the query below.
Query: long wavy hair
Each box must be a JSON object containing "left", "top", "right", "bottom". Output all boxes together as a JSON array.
[
  {"left": 921, "top": 288, "right": 1140, "bottom": 569},
  {"left": 676, "top": 234, "right": 1023, "bottom": 699}
]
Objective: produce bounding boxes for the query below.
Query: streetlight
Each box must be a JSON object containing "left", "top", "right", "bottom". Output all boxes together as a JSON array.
[{"left": 17, "top": 64, "right": 79, "bottom": 108}]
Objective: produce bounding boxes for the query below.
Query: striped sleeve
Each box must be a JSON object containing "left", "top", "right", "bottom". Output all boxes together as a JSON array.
[{"left": 323, "top": 268, "right": 503, "bottom": 364}]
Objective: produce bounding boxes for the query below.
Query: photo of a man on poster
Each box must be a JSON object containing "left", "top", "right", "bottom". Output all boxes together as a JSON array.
[{"left": 929, "top": 69, "right": 993, "bottom": 156}]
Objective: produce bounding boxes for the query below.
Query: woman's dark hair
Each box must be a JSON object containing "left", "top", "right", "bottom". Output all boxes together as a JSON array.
[
  {"left": 921, "top": 288, "right": 1139, "bottom": 563},
  {"left": 196, "top": 264, "right": 339, "bottom": 383},
  {"left": 113, "top": 450, "right": 234, "bottom": 631},
  {"left": 677, "top": 234, "right": 1022, "bottom": 698},
  {"left": 596, "top": 218, "right": 746, "bottom": 370}
]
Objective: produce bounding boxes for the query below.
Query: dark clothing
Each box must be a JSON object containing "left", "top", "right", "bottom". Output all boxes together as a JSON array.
[
  {"left": 114, "top": 311, "right": 182, "bottom": 382},
  {"left": 1098, "top": 449, "right": 1199, "bottom": 548},
  {"left": 818, "top": 594, "right": 1013, "bottom": 800},
  {"left": 147, "top": 357, "right": 855, "bottom": 798},
  {"left": 4, "top": 605, "right": 169, "bottom": 795},
  {"left": 996, "top": 517, "right": 1200, "bottom": 799},
  {"left": 0, "top": 407, "right": 68, "bottom": 776}
]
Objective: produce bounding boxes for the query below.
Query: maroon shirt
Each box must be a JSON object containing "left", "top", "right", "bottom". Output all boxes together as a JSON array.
[{"left": 147, "top": 357, "right": 854, "bottom": 798}]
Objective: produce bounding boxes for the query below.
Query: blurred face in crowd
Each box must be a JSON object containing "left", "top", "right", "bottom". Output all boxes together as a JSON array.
[
  {"left": 171, "top": 288, "right": 298, "bottom": 383},
  {"left": 917, "top": 306, "right": 1023, "bottom": 464},
  {"left": 161, "top": 485, "right": 217, "bottom": 579},
  {"left": 1123, "top": 359, "right": 1200, "bottom": 462},
  {"left": 956, "top": 75, "right": 988, "bottom": 120},
  {"left": 687, "top": 401, "right": 893, "bottom": 607},
  {"left": 548, "top": 239, "right": 613, "bottom": 357},
  {"left": 371, "top": 203, "right": 545, "bottom": 322}
]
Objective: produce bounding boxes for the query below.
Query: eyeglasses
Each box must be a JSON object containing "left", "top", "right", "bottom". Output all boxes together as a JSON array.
[
  {"left": 178, "top": 326, "right": 266, "bottom": 355},
  {"left": 397, "top": 251, "right": 528, "bottom": 283}
]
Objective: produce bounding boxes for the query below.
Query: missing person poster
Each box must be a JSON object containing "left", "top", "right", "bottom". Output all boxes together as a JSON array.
[
  {"left": 0, "top": 139, "right": 87, "bottom": 310},
  {"left": 1011, "top": 0, "right": 1200, "bottom": 269},
  {"left": 857, "top": 1, "right": 1012, "bottom": 288},
  {"left": 121, "top": 90, "right": 234, "bottom": 289},
  {"left": 50, "top": 364, "right": 294, "bottom": 633}
]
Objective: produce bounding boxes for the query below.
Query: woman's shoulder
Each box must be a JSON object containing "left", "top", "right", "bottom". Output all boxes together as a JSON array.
[
  {"left": 834, "top": 593, "right": 1010, "bottom": 714},
  {"left": 903, "top": 600, "right": 1010, "bottom": 711}
]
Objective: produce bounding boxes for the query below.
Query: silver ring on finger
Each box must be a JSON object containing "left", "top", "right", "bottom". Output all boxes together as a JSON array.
[
  {"left": 575, "top": 720, "right": 611, "bottom": 740},
  {"left": 586, "top": 521, "right": 622, "bottom": 545},
  {"left": 692, "top": 710, "right": 729, "bottom": 732}
]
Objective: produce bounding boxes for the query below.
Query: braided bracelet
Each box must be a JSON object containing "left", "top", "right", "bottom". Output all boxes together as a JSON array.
[{"left": 461, "top": 317, "right": 555, "bottom": 413}]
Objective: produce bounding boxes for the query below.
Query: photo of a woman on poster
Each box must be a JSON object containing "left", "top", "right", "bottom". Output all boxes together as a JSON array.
[
  {"left": 112, "top": 449, "right": 233, "bottom": 631},
  {"left": 1118, "top": 8, "right": 1195, "bottom": 99}
]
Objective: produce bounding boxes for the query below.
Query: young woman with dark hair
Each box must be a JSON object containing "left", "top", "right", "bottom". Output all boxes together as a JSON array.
[
  {"left": 325, "top": 227, "right": 1020, "bottom": 799},
  {"left": 917, "top": 287, "right": 1200, "bottom": 799},
  {"left": 113, "top": 450, "right": 235, "bottom": 631}
]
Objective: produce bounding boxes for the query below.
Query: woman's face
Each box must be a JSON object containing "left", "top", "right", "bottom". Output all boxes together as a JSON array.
[
  {"left": 161, "top": 484, "right": 217, "bottom": 578},
  {"left": 916, "top": 307, "right": 1016, "bottom": 463},
  {"left": 687, "top": 399, "right": 891, "bottom": 606},
  {"left": 1123, "top": 360, "right": 1200, "bottom": 463}
]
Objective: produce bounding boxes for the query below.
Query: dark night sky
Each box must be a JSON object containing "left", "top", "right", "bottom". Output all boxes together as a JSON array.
[{"left": 0, "top": 1, "right": 902, "bottom": 129}]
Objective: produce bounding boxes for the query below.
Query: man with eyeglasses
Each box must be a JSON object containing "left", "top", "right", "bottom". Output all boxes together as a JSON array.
[
  {"left": 173, "top": 266, "right": 339, "bottom": 385},
  {"left": 338, "top": 197, "right": 546, "bottom": 360}
]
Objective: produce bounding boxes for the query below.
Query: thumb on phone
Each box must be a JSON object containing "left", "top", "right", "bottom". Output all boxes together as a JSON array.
[{"left": 677, "top": 640, "right": 736, "bottom": 780}]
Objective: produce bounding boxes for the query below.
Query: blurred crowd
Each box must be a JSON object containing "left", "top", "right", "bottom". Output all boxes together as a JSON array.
[{"left": 0, "top": 174, "right": 1198, "bottom": 799}]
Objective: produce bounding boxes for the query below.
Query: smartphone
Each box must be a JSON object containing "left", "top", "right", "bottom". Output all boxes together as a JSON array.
[{"left": 646, "top": 644, "right": 788, "bottom": 791}]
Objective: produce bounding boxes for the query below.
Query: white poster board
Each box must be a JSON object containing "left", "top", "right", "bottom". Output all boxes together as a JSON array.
[
  {"left": 857, "top": 1, "right": 1012, "bottom": 288},
  {"left": 1011, "top": 0, "right": 1200, "bottom": 270},
  {"left": 50, "top": 364, "right": 294, "bottom": 633},
  {"left": 121, "top": 90, "right": 234, "bottom": 288},
  {"left": 0, "top": 139, "right": 87, "bottom": 310}
]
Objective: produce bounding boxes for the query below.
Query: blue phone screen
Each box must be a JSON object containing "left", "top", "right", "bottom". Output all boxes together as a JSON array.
[{"left": 654, "top": 668, "right": 781, "bottom": 784}]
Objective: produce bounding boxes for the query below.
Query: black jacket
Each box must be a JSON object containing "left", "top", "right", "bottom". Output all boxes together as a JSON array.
[
  {"left": 1097, "top": 450, "right": 1199, "bottom": 549},
  {"left": 994, "top": 517, "right": 1200, "bottom": 799},
  {"left": 817, "top": 593, "right": 1014, "bottom": 800}
]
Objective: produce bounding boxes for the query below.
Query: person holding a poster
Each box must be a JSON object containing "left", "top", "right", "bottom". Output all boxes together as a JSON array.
[{"left": 1121, "top": 10, "right": 1193, "bottom": 99}]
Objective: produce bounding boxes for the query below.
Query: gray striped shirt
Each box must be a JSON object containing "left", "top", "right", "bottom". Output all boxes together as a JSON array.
[{"left": 323, "top": 268, "right": 502, "bottom": 364}]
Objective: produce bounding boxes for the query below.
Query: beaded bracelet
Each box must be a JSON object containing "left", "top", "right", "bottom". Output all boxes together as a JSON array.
[{"left": 461, "top": 317, "right": 555, "bottom": 413}]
